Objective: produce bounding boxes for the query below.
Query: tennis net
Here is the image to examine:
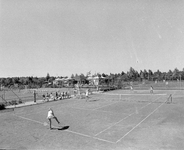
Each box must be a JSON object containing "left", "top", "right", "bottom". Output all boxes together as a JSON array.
[{"left": 93, "top": 93, "right": 172, "bottom": 104}]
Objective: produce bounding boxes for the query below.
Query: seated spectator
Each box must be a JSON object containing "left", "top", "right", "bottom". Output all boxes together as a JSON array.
[
  {"left": 57, "top": 92, "right": 61, "bottom": 100},
  {"left": 46, "top": 93, "right": 50, "bottom": 101},
  {"left": 73, "top": 88, "right": 77, "bottom": 97},
  {"left": 42, "top": 94, "right": 46, "bottom": 100},
  {"left": 67, "top": 90, "right": 71, "bottom": 98},
  {"left": 62, "top": 92, "right": 65, "bottom": 99},
  {"left": 54, "top": 92, "right": 59, "bottom": 100},
  {"left": 49, "top": 93, "right": 54, "bottom": 101},
  {"left": 65, "top": 92, "right": 68, "bottom": 98}
]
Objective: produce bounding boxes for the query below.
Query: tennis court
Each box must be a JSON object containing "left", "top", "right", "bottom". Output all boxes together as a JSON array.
[{"left": 0, "top": 89, "right": 184, "bottom": 150}]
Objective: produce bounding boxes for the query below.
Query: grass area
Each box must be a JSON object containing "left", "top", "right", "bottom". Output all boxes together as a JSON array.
[{"left": 0, "top": 90, "right": 184, "bottom": 149}]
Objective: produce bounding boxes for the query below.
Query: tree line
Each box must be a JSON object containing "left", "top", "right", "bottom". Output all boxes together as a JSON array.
[{"left": 0, "top": 67, "right": 184, "bottom": 89}]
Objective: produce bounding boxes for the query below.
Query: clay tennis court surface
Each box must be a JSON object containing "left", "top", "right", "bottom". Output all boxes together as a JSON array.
[{"left": 1, "top": 90, "right": 184, "bottom": 150}]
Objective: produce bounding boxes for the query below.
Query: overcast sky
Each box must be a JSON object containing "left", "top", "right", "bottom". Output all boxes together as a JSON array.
[{"left": 0, "top": 0, "right": 184, "bottom": 77}]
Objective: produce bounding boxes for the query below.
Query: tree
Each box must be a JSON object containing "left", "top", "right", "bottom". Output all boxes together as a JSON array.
[
  {"left": 5, "top": 78, "right": 13, "bottom": 87},
  {"left": 79, "top": 73, "right": 87, "bottom": 84},
  {"left": 46, "top": 73, "right": 50, "bottom": 81},
  {"left": 148, "top": 69, "right": 153, "bottom": 81},
  {"left": 97, "top": 73, "right": 101, "bottom": 78},
  {"left": 37, "top": 77, "right": 46, "bottom": 87},
  {"left": 71, "top": 74, "right": 75, "bottom": 79},
  {"left": 12, "top": 77, "right": 20, "bottom": 84},
  {"left": 143, "top": 69, "right": 148, "bottom": 79},
  {"left": 0, "top": 78, "right": 5, "bottom": 86},
  {"left": 28, "top": 76, "right": 33, "bottom": 84},
  {"left": 127, "top": 67, "right": 137, "bottom": 81},
  {"left": 181, "top": 68, "right": 184, "bottom": 80},
  {"left": 102, "top": 73, "right": 108, "bottom": 77},
  {"left": 167, "top": 70, "right": 173, "bottom": 80},
  {"left": 172, "top": 68, "right": 180, "bottom": 80},
  {"left": 153, "top": 70, "right": 161, "bottom": 81},
  {"left": 161, "top": 72, "right": 167, "bottom": 81},
  {"left": 140, "top": 70, "right": 144, "bottom": 81},
  {"left": 48, "top": 76, "right": 55, "bottom": 83},
  {"left": 121, "top": 71, "right": 125, "bottom": 76},
  {"left": 121, "top": 73, "right": 129, "bottom": 81}
]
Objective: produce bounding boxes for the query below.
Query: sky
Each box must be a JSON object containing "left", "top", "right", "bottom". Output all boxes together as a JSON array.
[{"left": 0, "top": 0, "right": 184, "bottom": 77}]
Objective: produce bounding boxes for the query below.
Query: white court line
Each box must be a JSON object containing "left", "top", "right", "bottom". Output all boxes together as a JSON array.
[
  {"left": 94, "top": 114, "right": 132, "bottom": 137},
  {"left": 116, "top": 97, "right": 168, "bottom": 143},
  {"left": 13, "top": 114, "right": 115, "bottom": 144},
  {"left": 64, "top": 129, "right": 115, "bottom": 144},
  {"left": 94, "top": 96, "right": 163, "bottom": 137},
  {"left": 100, "top": 93, "right": 167, "bottom": 96},
  {"left": 14, "top": 114, "right": 45, "bottom": 125},
  {"left": 92, "top": 137, "right": 115, "bottom": 144}
]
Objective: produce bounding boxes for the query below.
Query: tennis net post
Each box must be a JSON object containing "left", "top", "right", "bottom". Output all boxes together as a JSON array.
[{"left": 167, "top": 94, "right": 172, "bottom": 104}]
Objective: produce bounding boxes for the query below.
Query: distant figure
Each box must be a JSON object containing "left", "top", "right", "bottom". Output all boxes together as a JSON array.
[
  {"left": 62, "top": 92, "right": 65, "bottom": 99},
  {"left": 77, "top": 83, "right": 81, "bottom": 99},
  {"left": 150, "top": 86, "right": 153, "bottom": 94},
  {"left": 65, "top": 91, "right": 68, "bottom": 98},
  {"left": 46, "top": 93, "right": 49, "bottom": 101},
  {"left": 33, "top": 90, "right": 36, "bottom": 103},
  {"left": 67, "top": 90, "right": 70, "bottom": 98},
  {"left": 42, "top": 94, "right": 46, "bottom": 101},
  {"left": 73, "top": 88, "right": 77, "bottom": 97},
  {"left": 86, "top": 88, "right": 89, "bottom": 102},
  {"left": 47, "top": 108, "right": 60, "bottom": 130},
  {"left": 50, "top": 93, "right": 54, "bottom": 101},
  {"left": 168, "top": 94, "right": 172, "bottom": 103},
  {"left": 56, "top": 92, "right": 58, "bottom": 98},
  {"left": 130, "top": 86, "right": 133, "bottom": 91}
]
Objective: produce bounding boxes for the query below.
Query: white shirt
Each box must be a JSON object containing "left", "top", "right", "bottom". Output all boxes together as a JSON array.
[
  {"left": 47, "top": 110, "right": 54, "bottom": 119},
  {"left": 86, "top": 90, "right": 89, "bottom": 96}
]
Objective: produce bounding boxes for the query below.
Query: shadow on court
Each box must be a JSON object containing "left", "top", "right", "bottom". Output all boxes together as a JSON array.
[{"left": 51, "top": 126, "right": 69, "bottom": 130}]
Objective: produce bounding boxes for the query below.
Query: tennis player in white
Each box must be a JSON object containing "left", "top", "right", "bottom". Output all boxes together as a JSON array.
[
  {"left": 150, "top": 86, "right": 153, "bottom": 94},
  {"left": 47, "top": 108, "right": 60, "bottom": 129},
  {"left": 86, "top": 88, "right": 89, "bottom": 102}
]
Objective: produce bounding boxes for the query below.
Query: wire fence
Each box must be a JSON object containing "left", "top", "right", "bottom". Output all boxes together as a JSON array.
[
  {"left": 123, "top": 80, "right": 184, "bottom": 90},
  {"left": 93, "top": 93, "right": 173, "bottom": 104}
]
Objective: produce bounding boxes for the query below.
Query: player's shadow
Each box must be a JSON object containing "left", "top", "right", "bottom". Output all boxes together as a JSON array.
[{"left": 52, "top": 126, "right": 69, "bottom": 130}]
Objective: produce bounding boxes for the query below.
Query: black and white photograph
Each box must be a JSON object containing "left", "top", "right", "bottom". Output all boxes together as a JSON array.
[{"left": 0, "top": 0, "right": 184, "bottom": 149}]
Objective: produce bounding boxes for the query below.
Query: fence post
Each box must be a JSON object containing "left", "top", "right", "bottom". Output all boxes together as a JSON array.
[{"left": 33, "top": 90, "right": 36, "bottom": 103}]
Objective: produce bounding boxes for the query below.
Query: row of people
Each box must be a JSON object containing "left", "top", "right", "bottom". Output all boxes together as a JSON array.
[{"left": 42, "top": 91, "right": 70, "bottom": 101}]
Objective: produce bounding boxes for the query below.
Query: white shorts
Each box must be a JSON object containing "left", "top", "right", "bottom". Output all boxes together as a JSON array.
[{"left": 47, "top": 115, "right": 54, "bottom": 119}]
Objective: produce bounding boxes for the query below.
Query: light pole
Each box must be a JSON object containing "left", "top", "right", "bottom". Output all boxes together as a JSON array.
[{"left": 179, "top": 75, "right": 181, "bottom": 90}]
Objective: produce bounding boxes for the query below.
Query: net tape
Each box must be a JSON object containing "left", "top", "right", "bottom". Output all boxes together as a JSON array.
[{"left": 95, "top": 93, "right": 172, "bottom": 104}]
